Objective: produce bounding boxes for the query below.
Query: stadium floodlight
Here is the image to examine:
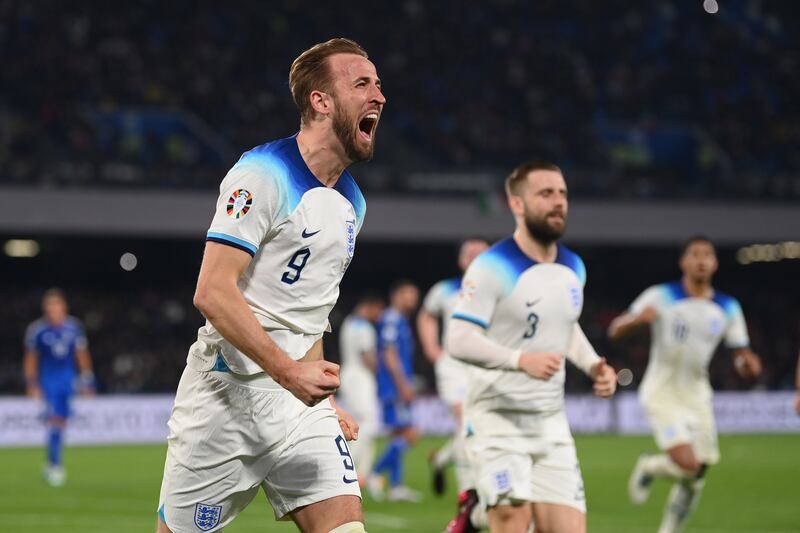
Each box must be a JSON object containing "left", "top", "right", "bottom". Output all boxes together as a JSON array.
[{"left": 3, "top": 239, "right": 40, "bottom": 258}]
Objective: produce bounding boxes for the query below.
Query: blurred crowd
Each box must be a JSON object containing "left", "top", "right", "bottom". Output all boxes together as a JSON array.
[{"left": 1, "top": 0, "right": 798, "bottom": 197}]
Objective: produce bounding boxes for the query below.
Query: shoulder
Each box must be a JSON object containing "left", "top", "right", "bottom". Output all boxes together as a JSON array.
[
  {"left": 25, "top": 319, "right": 47, "bottom": 338},
  {"left": 471, "top": 237, "right": 534, "bottom": 290},
  {"left": 712, "top": 290, "right": 743, "bottom": 317},
  {"left": 429, "top": 277, "right": 461, "bottom": 296},
  {"left": 334, "top": 171, "right": 367, "bottom": 228},
  {"left": 555, "top": 243, "right": 586, "bottom": 285}
]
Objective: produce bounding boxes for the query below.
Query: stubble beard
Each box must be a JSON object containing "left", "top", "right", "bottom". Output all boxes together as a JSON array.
[
  {"left": 332, "top": 105, "right": 373, "bottom": 163},
  {"left": 523, "top": 209, "right": 566, "bottom": 246}
]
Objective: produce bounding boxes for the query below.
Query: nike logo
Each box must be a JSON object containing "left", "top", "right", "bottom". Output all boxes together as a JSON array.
[
  {"left": 342, "top": 475, "right": 358, "bottom": 484},
  {"left": 526, "top": 298, "right": 541, "bottom": 307},
  {"left": 301, "top": 228, "right": 321, "bottom": 238}
]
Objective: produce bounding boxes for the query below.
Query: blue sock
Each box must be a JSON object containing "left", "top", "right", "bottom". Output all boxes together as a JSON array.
[
  {"left": 48, "top": 426, "right": 63, "bottom": 466},
  {"left": 373, "top": 437, "right": 407, "bottom": 487}
]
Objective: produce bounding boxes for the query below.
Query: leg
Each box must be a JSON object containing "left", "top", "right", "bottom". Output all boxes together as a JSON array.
[
  {"left": 530, "top": 503, "right": 585, "bottom": 533},
  {"left": 42, "top": 387, "right": 70, "bottom": 486},
  {"left": 488, "top": 503, "right": 533, "bottom": 533},
  {"left": 290, "top": 495, "right": 363, "bottom": 533}
]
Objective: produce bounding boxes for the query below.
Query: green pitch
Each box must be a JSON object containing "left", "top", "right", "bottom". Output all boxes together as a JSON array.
[{"left": 3, "top": 434, "right": 798, "bottom": 532}]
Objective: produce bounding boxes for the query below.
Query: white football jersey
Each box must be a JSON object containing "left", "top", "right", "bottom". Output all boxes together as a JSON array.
[
  {"left": 339, "top": 314, "right": 377, "bottom": 380},
  {"left": 451, "top": 237, "right": 586, "bottom": 439},
  {"left": 631, "top": 282, "right": 749, "bottom": 401},
  {"left": 188, "top": 135, "right": 366, "bottom": 374},
  {"left": 422, "top": 277, "right": 462, "bottom": 343}
]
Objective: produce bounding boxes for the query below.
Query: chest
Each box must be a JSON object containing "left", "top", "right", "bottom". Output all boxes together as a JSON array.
[
  {"left": 657, "top": 302, "right": 727, "bottom": 344},
  {"left": 38, "top": 329, "right": 75, "bottom": 358},
  {"left": 496, "top": 265, "right": 583, "bottom": 329}
]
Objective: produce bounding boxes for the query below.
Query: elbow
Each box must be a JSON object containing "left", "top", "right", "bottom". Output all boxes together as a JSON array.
[{"left": 193, "top": 285, "right": 215, "bottom": 318}]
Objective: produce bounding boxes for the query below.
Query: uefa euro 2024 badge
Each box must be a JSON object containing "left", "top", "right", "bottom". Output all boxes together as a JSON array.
[
  {"left": 194, "top": 502, "right": 223, "bottom": 531},
  {"left": 226, "top": 189, "right": 253, "bottom": 219}
]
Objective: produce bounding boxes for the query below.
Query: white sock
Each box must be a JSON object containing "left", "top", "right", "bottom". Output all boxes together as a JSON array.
[
  {"left": 452, "top": 432, "right": 474, "bottom": 492},
  {"left": 641, "top": 454, "right": 692, "bottom": 480},
  {"left": 433, "top": 437, "right": 455, "bottom": 469},
  {"left": 658, "top": 478, "right": 705, "bottom": 533}
]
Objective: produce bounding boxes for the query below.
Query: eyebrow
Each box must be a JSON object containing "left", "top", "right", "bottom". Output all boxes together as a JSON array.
[{"left": 354, "top": 76, "right": 381, "bottom": 86}]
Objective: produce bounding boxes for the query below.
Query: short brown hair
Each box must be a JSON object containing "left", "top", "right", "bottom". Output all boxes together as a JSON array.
[
  {"left": 289, "top": 38, "right": 368, "bottom": 125},
  {"left": 505, "top": 161, "right": 562, "bottom": 197}
]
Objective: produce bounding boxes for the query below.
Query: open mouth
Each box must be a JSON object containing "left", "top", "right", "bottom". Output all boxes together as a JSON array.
[{"left": 357, "top": 113, "right": 379, "bottom": 142}]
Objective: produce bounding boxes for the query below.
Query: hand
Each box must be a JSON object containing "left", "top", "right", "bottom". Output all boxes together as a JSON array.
[
  {"left": 277, "top": 359, "right": 340, "bottom": 407},
  {"left": 335, "top": 404, "right": 360, "bottom": 441},
  {"left": 518, "top": 352, "right": 563, "bottom": 380},
  {"left": 638, "top": 306, "right": 658, "bottom": 324},
  {"left": 590, "top": 357, "right": 617, "bottom": 398},
  {"left": 399, "top": 382, "right": 415, "bottom": 404},
  {"left": 26, "top": 385, "right": 42, "bottom": 399},
  {"left": 734, "top": 350, "right": 762, "bottom": 379}
]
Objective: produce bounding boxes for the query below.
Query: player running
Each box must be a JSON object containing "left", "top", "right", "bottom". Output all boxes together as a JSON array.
[
  {"left": 418, "top": 237, "right": 489, "bottom": 497},
  {"left": 156, "top": 38, "right": 385, "bottom": 533},
  {"left": 446, "top": 162, "right": 617, "bottom": 533},
  {"left": 338, "top": 293, "right": 385, "bottom": 485},
  {"left": 608, "top": 235, "right": 762, "bottom": 533},
  {"left": 23, "top": 288, "right": 95, "bottom": 486}
]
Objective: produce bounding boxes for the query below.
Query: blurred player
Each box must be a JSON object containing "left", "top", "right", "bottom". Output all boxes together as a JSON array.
[
  {"left": 795, "top": 352, "right": 800, "bottom": 415},
  {"left": 23, "top": 288, "right": 95, "bottom": 486},
  {"left": 608, "top": 235, "right": 762, "bottom": 533},
  {"left": 338, "top": 293, "right": 385, "bottom": 484},
  {"left": 156, "top": 38, "right": 385, "bottom": 533},
  {"left": 369, "top": 280, "right": 423, "bottom": 502},
  {"left": 418, "top": 237, "right": 489, "bottom": 496},
  {"left": 446, "top": 162, "right": 617, "bottom": 533}
]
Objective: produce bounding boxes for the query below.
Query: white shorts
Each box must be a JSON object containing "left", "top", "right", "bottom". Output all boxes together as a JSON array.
[
  {"left": 470, "top": 439, "right": 586, "bottom": 513},
  {"left": 158, "top": 367, "right": 361, "bottom": 532},
  {"left": 435, "top": 354, "right": 469, "bottom": 408},
  {"left": 643, "top": 396, "right": 719, "bottom": 464}
]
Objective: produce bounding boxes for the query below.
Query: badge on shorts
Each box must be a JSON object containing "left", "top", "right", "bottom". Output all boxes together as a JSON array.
[
  {"left": 226, "top": 189, "right": 253, "bottom": 219},
  {"left": 194, "top": 502, "right": 222, "bottom": 531},
  {"left": 494, "top": 470, "right": 511, "bottom": 492}
]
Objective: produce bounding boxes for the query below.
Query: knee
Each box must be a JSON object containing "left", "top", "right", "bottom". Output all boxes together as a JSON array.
[{"left": 673, "top": 456, "right": 703, "bottom": 474}]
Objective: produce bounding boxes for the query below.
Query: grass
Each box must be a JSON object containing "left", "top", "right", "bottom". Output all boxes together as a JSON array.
[{"left": 3, "top": 434, "right": 799, "bottom": 532}]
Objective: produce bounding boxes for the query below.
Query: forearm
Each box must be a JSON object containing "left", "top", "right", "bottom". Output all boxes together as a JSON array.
[
  {"left": 566, "top": 324, "right": 602, "bottom": 376},
  {"left": 417, "top": 311, "right": 442, "bottom": 363},
  {"left": 384, "top": 347, "right": 410, "bottom": 390},
  {"left": 23, "top": 351, "right": 38, "bottom": 384},
  {"left": 76, "top": 349, "right": 93, "bottom": 374},
  {"left": 608, "top": 313, "right": 647, "bottom": 341},
  {"left": 196, "top": 284, "right": 293, "bottom": 380},
  {"left": 447, "top": 319, "right": 521, "bottom": 370}
]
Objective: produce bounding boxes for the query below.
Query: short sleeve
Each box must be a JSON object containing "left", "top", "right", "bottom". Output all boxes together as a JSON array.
[
  {"left": 359, "top": 324, "right": 377, "bottom": 354},
  {"left": 629, "top": 285, "right": 664, "bottom": 315},
  {"left": 74, "top": 322, "right": 89, "bottom": 351},
  {"left": 422, "top": 282, "right": 446, "bottom": 316},
  {"left": 724, "top": 299, "right": 750, "bottom": 349},
  {"left": 24, "top": 323, "right": 38, "bottom": 351},
  {"left": 206, "top": 164, "right": 285, "bottom": 257},
  {"left": 380, "top": 318, "right": 399, "bottom": 346},
  {"left": 450, "top": 260, "right": 504, "bottom": 329}
]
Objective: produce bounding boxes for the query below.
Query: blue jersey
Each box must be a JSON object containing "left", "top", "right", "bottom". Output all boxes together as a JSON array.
[
  {"left": 375, "top": 308, "right": 415, "bottom": 402},
  {"left": 25, "top": 317, "right": 87, "bottom": 388}
]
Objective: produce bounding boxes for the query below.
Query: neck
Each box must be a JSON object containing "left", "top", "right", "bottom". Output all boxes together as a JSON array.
[
  {"left": 296, "top": 127, "right": 350, "bottom": 187},
  {"left": 682, "top": 276, "right": 713, "bottom": 298},
  {"left": 513, "top": 226, "right": 558, "bottom": 263}
]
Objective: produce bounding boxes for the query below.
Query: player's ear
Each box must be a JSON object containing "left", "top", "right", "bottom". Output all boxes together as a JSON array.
[
  {"left": 507, "top": 194, "right": 524, "bottom": 216},
  {"left": 309, "top": 90, "right": 331, "bottom": 119}
]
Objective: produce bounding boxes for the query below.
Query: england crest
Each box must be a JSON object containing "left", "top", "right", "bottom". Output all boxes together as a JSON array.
[{"left": 194, "top": 502, "right": 222, "bottom": 531}]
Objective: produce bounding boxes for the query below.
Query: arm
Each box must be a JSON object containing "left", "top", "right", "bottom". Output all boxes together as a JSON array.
[
  {"left": 608, "top": 306, "right": 657, "bottom": 341},
  {"left": 446, "top": 318, "right": 562, "bottom": 379},
  {"left": 795, "top": 353, "right": 800, "bottom": 415},
  {"left": 75, "top": 348, "right": 96, "bottom": 395},
  {"left": 566, "top": 324, "right": 616, "bottom": 397},
  {"left": 417, "top": 309, "right": 444, "bottom": 364},
  {"left": 194, "top": 242, "right": 339, "bottom": 405},
  {"left": 732, "top": 347, "right": 762, "bottom": 379},
  {"left": 383, "top": 345, "right": 415, "bottom": 403},
  {"left": 23, "top": 349, "right": 41, "bottom": 398},
  {"left": 361, "top": 348, "right": 377, "bottom": 373}
]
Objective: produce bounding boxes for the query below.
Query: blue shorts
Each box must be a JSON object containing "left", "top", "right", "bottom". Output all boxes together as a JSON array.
[
  {"left": 382, "top": 401, "right": 412, "bottom": 429},
  {"left": 42, "top": 382, "right": 74, "bottom": 419}
]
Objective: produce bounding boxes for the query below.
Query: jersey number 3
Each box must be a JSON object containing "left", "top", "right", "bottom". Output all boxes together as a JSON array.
[
  {"left": 281, "top": 248, "right": 311, "bottom": 284},
  {"left": 523, "top": 312, "right": 539, "bottom": 339}
]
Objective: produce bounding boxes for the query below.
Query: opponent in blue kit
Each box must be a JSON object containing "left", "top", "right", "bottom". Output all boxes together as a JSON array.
[
  {"left": 156, "top": 38, "right": 385, "bottom": 533},
  {"left": 23, "top": 288, "right": 95, "bottom": 486},
  {"left": 368, "top": 280, "right": 422, "bottom": 502}
]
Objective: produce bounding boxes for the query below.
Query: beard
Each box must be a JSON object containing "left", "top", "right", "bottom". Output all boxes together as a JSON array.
[
  {"left": 523, "top": 207, "right": 566, "bottom": 245},
  {"left": 332, "top": 103, "right": 374, "bottom": 163}
]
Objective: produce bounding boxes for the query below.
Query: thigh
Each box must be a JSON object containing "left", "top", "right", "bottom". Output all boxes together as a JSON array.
[
  {"left": 263, "top": 397, "right": 362, "bottom": 520},
  {"left": 531, "top": 502, "right": 585, "bottom": 533},
  {"left": 689, "top": 401, "right": 719, "bottom": 465},
  {"left": 158, "top": 368, "right": 278, "bottom": 532},
  {"left": 43, "top": 382, "right": 72, "bottom": 420},
  {"left": 289, "top": 495, "right": 363, "bottom": 533},
  {"left": 488, "top": 502, "right": 533, "bottom": 533},
  {"left": 530, "top": 443, "right": 586, "bottom": 514},
  {"left": 644, "top": 401, "right": 692, "bottom": 452}
]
